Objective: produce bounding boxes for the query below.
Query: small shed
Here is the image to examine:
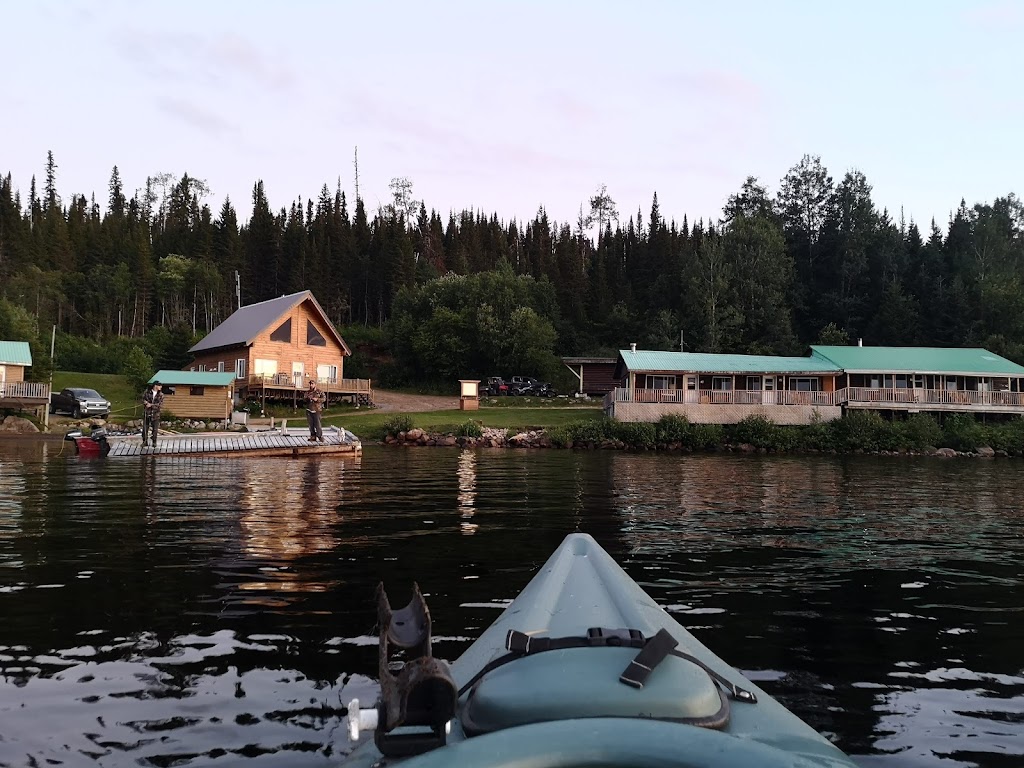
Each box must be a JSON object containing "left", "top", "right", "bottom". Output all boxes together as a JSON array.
[
  {"left": 148, "top": 370, "right": 236, "bottom": 421},
  {"left": 561, "top": 357, "right": 619, "bottom": 397}
]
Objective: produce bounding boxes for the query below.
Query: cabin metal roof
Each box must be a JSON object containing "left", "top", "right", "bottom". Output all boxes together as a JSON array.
[
  {"left": 148, "top": 370, "right": 237, "bottom": 386},
  {"left": 810, "top": 346, "right": 1024, "bottom": 375},
  {"left": 0, "top": 341, "right": 32, "bottom": 366},
  {"left": 188, "top": 291, "right": 350, "bottom": 355},
  {"left": 617, "top": 349, "right": 840, "bottom": 375}
]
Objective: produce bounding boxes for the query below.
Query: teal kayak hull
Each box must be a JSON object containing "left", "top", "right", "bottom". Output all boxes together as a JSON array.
[{"left": 343, "top": 533, "right": 858, "bottom": 767}]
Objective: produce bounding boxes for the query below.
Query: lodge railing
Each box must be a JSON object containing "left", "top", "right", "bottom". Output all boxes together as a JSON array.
[
  {"left": 838, "top": 386, "right": 1024, "bottom": 407},
  {"left": 606, "top": 386, "right": 1024, "bottom": 410},
  {"left": 0, "top": 381, "right": 51, "bottom": 401}
]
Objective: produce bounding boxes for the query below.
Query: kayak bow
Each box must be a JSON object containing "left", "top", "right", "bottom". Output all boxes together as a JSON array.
[{"left": 342, "top": 533, "right": 857, "bottom": 767}]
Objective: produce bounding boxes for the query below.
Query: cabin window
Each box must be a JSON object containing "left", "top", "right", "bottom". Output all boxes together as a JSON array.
[
  {"left": 712, "top": 377, "right": 732, "bottom": 391},
  {"left": 198, "top": 364, "right": 207, "bottom": 372},
  {"left": 869, "top": 376, "right": 881, "bottom": 388},
  {"left": 235, "top": 359, "right": 247, "bottom": 379},
  {"left": 913, "top": 375, "right": 924, "bottom": 388},
  {"left": 217, "top": 361, "right": 225, "bottom": 373},
  {"left": 648, "top": 375, "right": 676, "bottom": 389},
  {"left": 317, "top": 364, "right": 338, "bottom": 383},
  {"left": 746, "top": 376, "right": 762, "bottom": 390},
  {"left": 253, "top": 359, "right": 277, "bottom": 377},
  {"left": 307, "top": 320, "right": 327, "bottom": 347},
  {"left": 190, "top": 386, "right": 205, "bottom": 396},
  {"left": 788, "top": 378, "right": 820, "bottom": 391},
  {"left": 271, "top": 318, "right": 292, "bottom": 343},
  {"left": 895, "top": 374, "right": 908, "bottom": 389}
]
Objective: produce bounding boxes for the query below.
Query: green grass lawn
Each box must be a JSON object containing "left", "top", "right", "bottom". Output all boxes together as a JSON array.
[
  {"left": 323, "top": 407, "right": 603, "bottom": 441},
  {"left": 51, "top": 371, "right": 145, "bottom": 419}
]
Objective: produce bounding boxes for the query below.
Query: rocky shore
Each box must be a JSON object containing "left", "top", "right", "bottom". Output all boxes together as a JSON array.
[{"left": 384, "top": 426, "right": 1005, "bottom": 458}]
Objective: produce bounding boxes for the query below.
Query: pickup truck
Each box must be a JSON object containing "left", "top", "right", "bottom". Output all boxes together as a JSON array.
[{"left": 50, "top": 387, "right": 111, "bottom": 418}]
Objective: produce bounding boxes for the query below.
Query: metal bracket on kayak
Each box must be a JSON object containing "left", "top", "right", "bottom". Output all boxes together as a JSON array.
[{"left": 365, "top": 582, "right": 458, "bottom": 758}]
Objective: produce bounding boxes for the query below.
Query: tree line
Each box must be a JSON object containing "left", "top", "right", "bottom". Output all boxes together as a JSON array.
[{"left": 1, "top": 151, "right": 1022, "bottom": 383}]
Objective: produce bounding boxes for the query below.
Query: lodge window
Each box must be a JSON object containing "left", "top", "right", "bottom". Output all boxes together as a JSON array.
[
  {"left": 317, "top": 364, "right": 338, "bottom": 383},
  {"left": 190, "top": 386, "right": 205, "bottom": 396},
  {"left": 271, "top": 318, "right": 292, "bottom": 343},
  {"left": 788, "top": 378, "right": 820, "bottom": 391},
  {"left": 648, "top": 374, "right": 676, "bottom": 389},
  {"left": 198, "top": 364, "right": 207, "bottom": 372},
  {"left": 712, "top": 377, "right": 732, "bottom": 391},
  {"left": 217, "top": 361, "right": 225, "bottom": 373},
  {"left": 307, "top": 320, "right": 327, "bottom": 347},
  {"left": 235, "top": 359, "right": 247, "bottom": 379}
]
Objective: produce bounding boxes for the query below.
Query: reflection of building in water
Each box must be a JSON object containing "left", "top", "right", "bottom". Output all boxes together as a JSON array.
[
  {"left": 236, "top": 457, "right": 360, "bottom": 596},
  {"left": 457, "top": 450, "right": 477, "bottom": 534}
]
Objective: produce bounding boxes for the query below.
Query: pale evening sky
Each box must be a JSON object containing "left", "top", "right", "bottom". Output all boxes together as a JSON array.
[{"left": 3, "top": 0, "right": 1021, "bottom": 231}]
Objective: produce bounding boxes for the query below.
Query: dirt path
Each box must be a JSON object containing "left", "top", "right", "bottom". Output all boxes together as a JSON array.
[{"left": 370, "top": 389, "right": 460, "bottom": 412}]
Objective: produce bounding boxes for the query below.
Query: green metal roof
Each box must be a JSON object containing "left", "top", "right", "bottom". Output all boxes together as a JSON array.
[
  {"left": 618, "top": 350, "right": 840, "bottom": 374},
  {"left": 811, "top": 346, "right": 1024, "bottom": 375},
  {"left": 0, "top": 341, "right": 32, "bottom": 366},
  {"left": 148, "top": 370, "right": 237, "bottom": 386}
]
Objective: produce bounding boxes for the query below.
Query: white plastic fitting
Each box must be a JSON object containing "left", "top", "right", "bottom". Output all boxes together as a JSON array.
[{"left": 347, "top": 698, "right": 379, "bottom": 741}]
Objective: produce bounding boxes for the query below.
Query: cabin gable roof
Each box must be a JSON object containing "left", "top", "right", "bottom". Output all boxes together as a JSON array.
[
  {"left": 0, "top": 341, "right": 32, "bottom": 366},
  {"left": 188, "top": 291, "right": 350, "bottom": 356}
]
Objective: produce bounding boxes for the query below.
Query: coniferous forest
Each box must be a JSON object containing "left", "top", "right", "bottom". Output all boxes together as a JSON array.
[{"left": 1, "top": 151, "right": 1022, "bottom": 385}]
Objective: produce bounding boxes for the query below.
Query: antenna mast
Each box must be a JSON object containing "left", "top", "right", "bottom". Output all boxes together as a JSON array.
[{"left": 353, "top": 146, "right": 360, "bottom": 201}]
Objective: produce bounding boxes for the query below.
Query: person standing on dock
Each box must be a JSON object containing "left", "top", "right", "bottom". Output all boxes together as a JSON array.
[
  {"left": 305, "top": 378, "right": 326, "bottom": 442},
  {"left": 142, "top": 381, "right": 164, "bottom": 447}
]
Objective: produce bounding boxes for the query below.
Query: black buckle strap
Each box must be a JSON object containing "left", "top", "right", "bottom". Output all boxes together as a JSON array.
[{"left": 619, "top": 628, "right": 679, "bottom": 688}]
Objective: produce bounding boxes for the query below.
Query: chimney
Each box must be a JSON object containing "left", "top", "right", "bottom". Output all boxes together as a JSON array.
[
  {"left": 630, "top": 342, "right": 637, "bottom": 353},
  {"left": 858, "top": 338, "right": 863, "bottom": 347}
]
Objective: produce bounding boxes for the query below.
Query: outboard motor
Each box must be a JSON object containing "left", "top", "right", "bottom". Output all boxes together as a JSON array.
[
  {"left": 70, "top": 428, "right": 110, "bottom": 457},
  {"left": 347, "top": 583, "right": 458, "bottom": 757}
]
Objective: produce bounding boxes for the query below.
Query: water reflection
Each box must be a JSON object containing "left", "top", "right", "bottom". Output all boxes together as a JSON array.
[
  {"left": 457, "top": 450, "right": 477, "bottom": 535},
  {"left": 0, "top": 444, "right": 1021, "bottom": 766}
]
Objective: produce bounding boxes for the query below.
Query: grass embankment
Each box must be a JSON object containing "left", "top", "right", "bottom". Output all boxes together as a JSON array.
[
  {"left": 51, "top": 371, "right": 144, "bottom": 419},
  {"left": 324, "top": 407, "right": 604, "bottom": 441}
]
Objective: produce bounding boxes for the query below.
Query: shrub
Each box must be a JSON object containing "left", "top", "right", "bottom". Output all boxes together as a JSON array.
[
  {"left": 687, "top": 423, "right": 724, "bottom": 451},
  {"left": 456, "top": 420, "right": 483, "bottom": 438},
  {"left": 382, "top": 414, "right": 414, "bottom": 436},
  {"left": 655, "top": 414, "right": 690, "bottom": 444},
  {"left": 832, "top": 411, "right": 892, "bottom": 452},
  {"left": 902, "top": 414, "right": 942, "bottom": 450},
  {"left": 616, "top": 421, "right": 657, "bottom": 449},
  {"left": 942, "top": 413, "right": 985, "bottom": 452},
  {"left": 727, "top": 415, "right": 790, "bottom": 449},
  {"left": 984, "top": 419, "right": 1024, "bottom": 454}
]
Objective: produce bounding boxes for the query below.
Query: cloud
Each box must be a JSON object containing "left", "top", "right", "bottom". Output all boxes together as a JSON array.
[
  {"left": 964, "top": 1, "right": 1023, "bottom": 26},
  {"left": 158, "top": 96, "right": 234, "bottom": 137}
]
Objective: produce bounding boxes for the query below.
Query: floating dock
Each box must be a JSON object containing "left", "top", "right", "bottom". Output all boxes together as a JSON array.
[{"left": 103, "top": 426, "right": 361, "bottom": 458}]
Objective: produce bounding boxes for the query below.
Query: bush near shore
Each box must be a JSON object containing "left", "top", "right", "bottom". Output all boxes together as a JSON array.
[{"left": 383, "top": 412, "right": 1024, "bottom": 456}]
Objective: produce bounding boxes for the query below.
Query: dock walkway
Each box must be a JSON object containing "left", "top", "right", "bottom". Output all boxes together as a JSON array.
[{"left": 106, "top": 426, "right": 361, "bottom": 458}]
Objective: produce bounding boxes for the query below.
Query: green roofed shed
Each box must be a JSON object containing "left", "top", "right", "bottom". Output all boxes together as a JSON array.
[
  {"left": 810, "top": 346, "right": 1024, "bottom": 376},
  {"left": 148, "top": 370, "right": 237, "bottom": 386},
  {"left": 0, "top": 341, "right": 33, "bottom": 366}
]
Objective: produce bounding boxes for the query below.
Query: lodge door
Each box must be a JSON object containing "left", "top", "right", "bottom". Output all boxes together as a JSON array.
[
  {"left": 764, "top": 376, "right": 776, "bottom": 404},
  {"left": 292, "top": 362, "right": 304, "bottom": 388}
]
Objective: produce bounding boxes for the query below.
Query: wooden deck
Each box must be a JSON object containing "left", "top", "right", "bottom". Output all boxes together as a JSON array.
[{"left": 104, "top": 426, "right": 361, "bottom": 458}]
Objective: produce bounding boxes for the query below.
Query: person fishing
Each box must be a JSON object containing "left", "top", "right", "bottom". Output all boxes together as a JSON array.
[
  {"left": 142, "top": 381, "right": 164, "bottom": 447},
  {"left": 305, "top": 378, "right": 326, "bottom": 442}
]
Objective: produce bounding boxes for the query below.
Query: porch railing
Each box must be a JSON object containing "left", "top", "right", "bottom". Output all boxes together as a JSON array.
[
  {"left": 0, "top": 381, "right": 51, "bottom": 401},
  {"left": 248, "top": 374, "right": 372, "bottom": 391},
  {"left": 839, "top": 386, "right": 1024, "bottom": 408}
]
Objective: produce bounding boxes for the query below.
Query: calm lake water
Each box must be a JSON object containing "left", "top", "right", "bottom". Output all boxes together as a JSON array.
[{"left": 0, "top": 439, "right": 1022, "bottom": 767}]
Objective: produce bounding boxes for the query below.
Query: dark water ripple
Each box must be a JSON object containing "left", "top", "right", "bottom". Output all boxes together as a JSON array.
[{"left": 1, "top": 441, "right": 1022, "bottom": 766}]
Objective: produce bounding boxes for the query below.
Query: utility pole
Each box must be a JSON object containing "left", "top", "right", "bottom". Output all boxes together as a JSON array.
[{"left": 45, "top": 324, "right": 55, "bottom": 429}]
